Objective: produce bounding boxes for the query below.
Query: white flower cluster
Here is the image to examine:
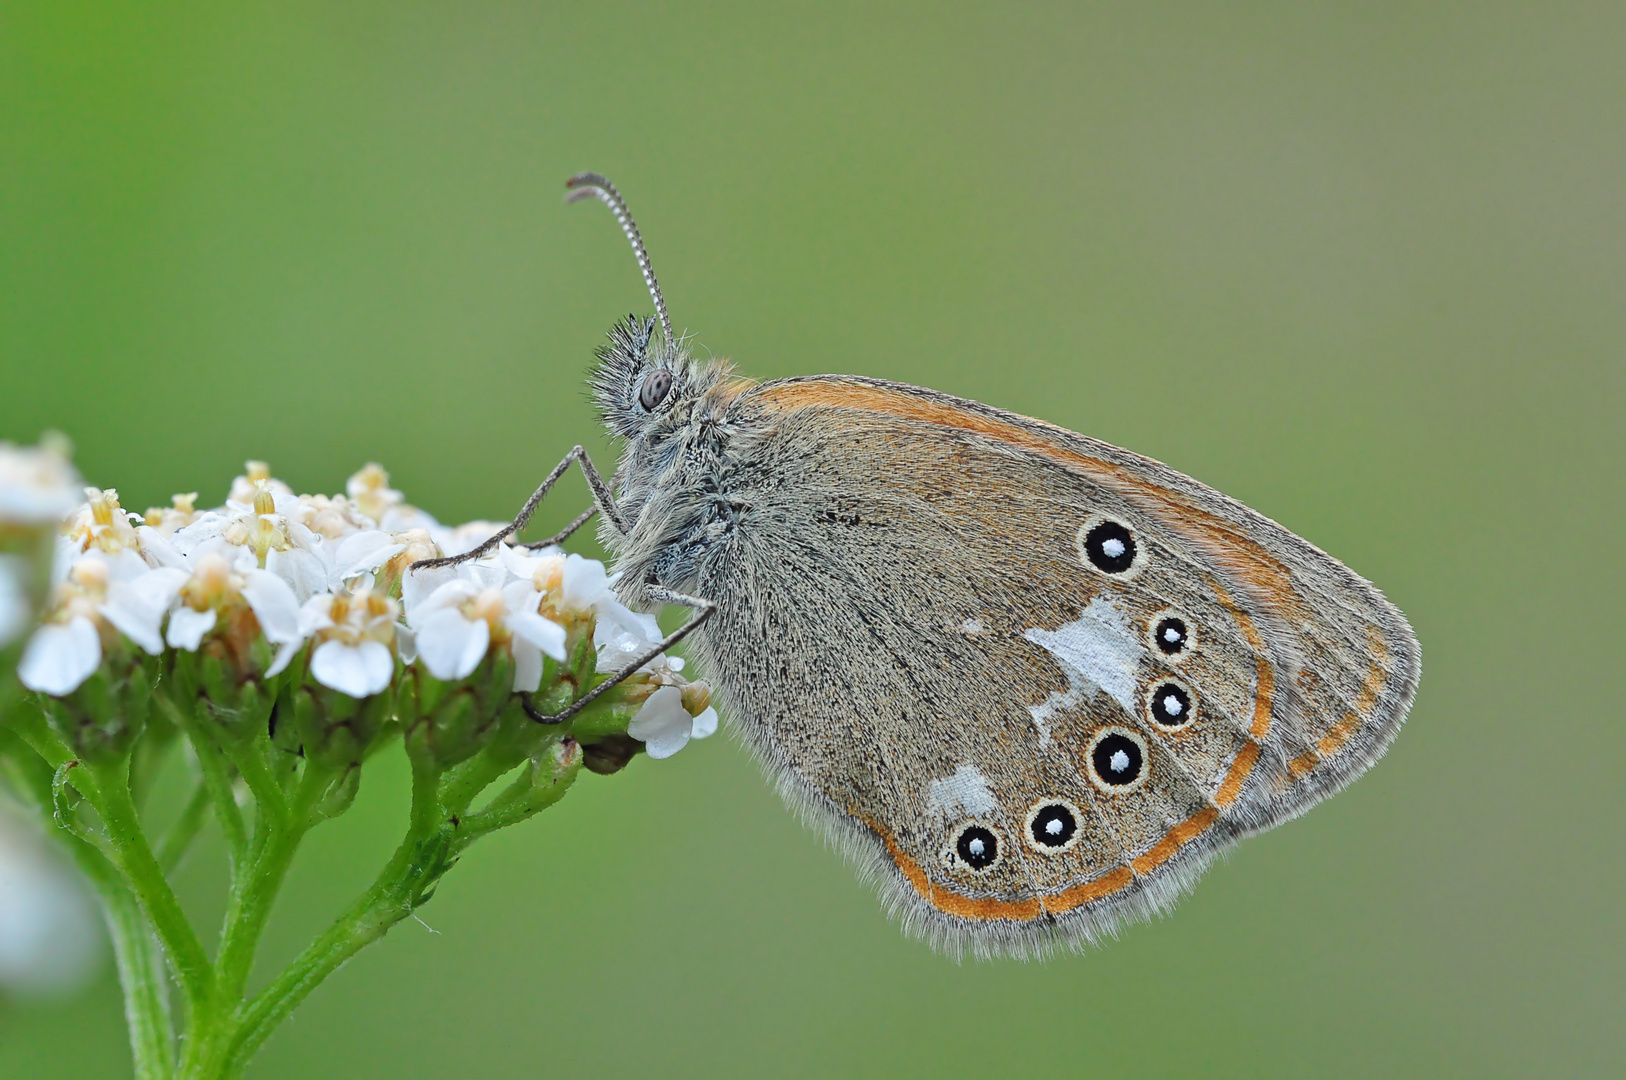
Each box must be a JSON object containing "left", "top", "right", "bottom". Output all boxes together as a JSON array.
[{"left": 3, "top": 457, "right": 715, "bottom": 758}]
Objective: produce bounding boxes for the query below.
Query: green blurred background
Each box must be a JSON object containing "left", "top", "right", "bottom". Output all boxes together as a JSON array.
[{"left": 3, "top": 3, "right": 1622, "bottom": 1077}]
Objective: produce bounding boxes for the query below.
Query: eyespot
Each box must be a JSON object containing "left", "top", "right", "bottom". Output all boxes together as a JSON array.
[
  {"left": 1145, "top": 678, "right": 1196, "bottom": 731},
  {"left": 1086, "top": 727, "right": 1148, "bottom": 793},
  {"left": 1025, "top": 800, "right": 1082, "bottom": 853},
  {"left": 1149, "top": 611, "right": 1194, "bottom": 660},
  {"left": 947, "top": 822, "right": 1002, "bottom": 872},
  {"left": 638, "top": 369, "right": 674, "bottom": 411},
  {"left": 1077, "top": 514, "right": 1146, "bottom": 578}
]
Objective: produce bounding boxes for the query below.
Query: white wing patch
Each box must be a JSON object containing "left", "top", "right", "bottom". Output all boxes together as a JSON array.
[
  {"left": 926, "top": 764, "right": 998, "bottom": 819},
  {"left": 1023, "top": 598, "right": 1144, "bottom": 747}
]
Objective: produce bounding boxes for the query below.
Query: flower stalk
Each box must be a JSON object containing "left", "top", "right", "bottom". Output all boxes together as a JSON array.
[{"left": 0, "top": 449, "right": 715, "bottom": 1079}]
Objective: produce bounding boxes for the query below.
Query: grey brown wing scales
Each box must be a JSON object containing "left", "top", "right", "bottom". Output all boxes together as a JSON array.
[{"left": 663, "top": 375, "right": 1416, "bottom": 955}]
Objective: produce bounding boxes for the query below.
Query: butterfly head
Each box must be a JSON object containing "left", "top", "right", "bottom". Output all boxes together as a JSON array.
[
  {"left": 569, "top": 173, "right": 739, "bottom": 450},
  {"left": 588, "top": 313, "right": 721, "bottom": 443}
]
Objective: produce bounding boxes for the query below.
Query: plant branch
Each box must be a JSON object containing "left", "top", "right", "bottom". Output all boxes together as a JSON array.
[
  {"left": 84, "top": 753, "right": 215, "bottom": 1018},
  {"left": 156, "top": 778, "right": 211, "bottom": 875},
  {"left": 157, "top": 696, "right": 247, "bottom": 865}
]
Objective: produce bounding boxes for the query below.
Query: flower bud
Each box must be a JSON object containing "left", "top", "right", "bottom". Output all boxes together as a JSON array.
[
  {"left": 38, "top": 650, "right": 157, "bottom": 762},
  {"left": 396, "top": 647, "right": 516, "bottom": 769},
  {"left": 282, "top": 680, "right": 395, "bottom": 772}
]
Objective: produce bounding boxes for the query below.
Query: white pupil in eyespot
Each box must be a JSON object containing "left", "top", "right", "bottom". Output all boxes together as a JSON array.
[
  {"left": 1109, "top": 749, "right": 1130, "bottom": 772},
  {"left": 1164, "top": 627, "right": 1181, "bottom": 642},
  {"left": 1163, "top": 694, "right": 1183, "bottom": 715},
  {"left": 967, "top": 837, "right": 986, "bottom": 856},
  {"left": 1102, "top": 538, "right": 1126, "bottom": 558},
  {"left": 1045, "top": 817, "right": 1063, "bottom": 835}
]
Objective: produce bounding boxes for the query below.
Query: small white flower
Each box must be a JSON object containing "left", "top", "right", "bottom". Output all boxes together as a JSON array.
[
  {"left": 626, "top": 685, "right": 715, "bottom": 760},
  {"left": 496, "top": 546, "right": 658, "bottom": 674},
  {"left": 61, "top": 488, "right": 142, "bottom": 556},
  {"left": 163, "top": 552, "right": 306, "bottom": 676},
  {"left": 17, "top": 617, "right": 101, "bottom": 697},
  {"left": 405, "top": 561, "right": 566, "bottom": 688},
  {"left": 298, "top": 582, "right": 400, "bottom": 698},
  {"left": 17, "top": 550, "right": 185, "bottom": 694},
  {"left": 161, "top": 478, "right": 395, "bottom": 605},
  {"left": 0, "top": 437, "right": 83, "bottom": 525},
  {"left": 289, "top": 492, "right": 374, "bottom": 541},
  {"left": 226, "top": 461, "right": 292, "bottom": 506},
  {"left": 345, "top": 462, "right": 402, "bottom": 524}
]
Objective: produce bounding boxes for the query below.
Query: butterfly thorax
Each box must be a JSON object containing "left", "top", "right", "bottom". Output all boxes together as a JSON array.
[{"left": 590, "top": 317, "right": 757, "bottom": 600}]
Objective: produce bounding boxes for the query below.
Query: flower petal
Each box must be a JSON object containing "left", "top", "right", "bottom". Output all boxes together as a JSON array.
[
  {"left": 330, "top": 530, "right": 405, "bottom": 586},
  {"left": 18, "top": 617, "right": 102, "bottom": 696},
  {"left": 560, "top": 553, "right": 610, "bottom": 611},
  {"left": 136, "top": 526, "right": 186, "bottom": 569},
  {"left": 594, "top": 597, "right": 661, "bottom": 646},
  {"left": 627, "top": 685, "right": 693, "bottom": 760},
  {"left": 296, "top": 595, "right": 336, "bottom": 637},
  {"left": 266, "top": 638, "right": 302, "bottom": 678},
  {"left": 241, "top": 569, "right": 302, "bottom": 645},
  {"left": 690, "top": 706, "right": 719, "bottom": 740},
  {"left": 310, "top": 639, "right": 395, "bottom": 697},
  {"left": 169, "top": 512, "right": 227, "bottom": 556},
  {"left": 496, "top": 543, "right": 541, "bottom": 581},
  {"left": 394, "top": 621, "right": 417, "bottom": 664},
  {"left": 165, "top": 606, "right": 217, "bottom": 651},
  {"left": 407, "top": 579, "right": 476, "bottom": 625},
  {"left": 508, "top": 610, "right": 567, "bottom": 662},
  {"left": 511, "top": 637, "right": 542, "bottom": 693},
  {"left": 413, "top": 608, "right": 489, "bottom": 681},
  {"left": 100, "top": 567, "right": 187, "bottom": 655},
  {"left": 265, "top": 547, "right": 329, "bottom": 604}
]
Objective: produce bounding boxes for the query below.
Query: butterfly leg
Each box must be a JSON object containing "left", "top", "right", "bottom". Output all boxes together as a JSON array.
[
  {"left": 408, "top": 445, "right": 627, "bottom": 573},
  {"left": 520, "top": 586, "right": 717, "bottom": 725}
]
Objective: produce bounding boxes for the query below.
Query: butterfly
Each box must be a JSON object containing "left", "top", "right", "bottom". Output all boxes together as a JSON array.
[{"left": 419, "top": 173, "right": 1420, "bottom": 958}]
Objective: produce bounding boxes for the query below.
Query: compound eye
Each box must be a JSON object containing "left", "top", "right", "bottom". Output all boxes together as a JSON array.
[{"left": 639, "top": 369, "right": 674, "bottom": 411}]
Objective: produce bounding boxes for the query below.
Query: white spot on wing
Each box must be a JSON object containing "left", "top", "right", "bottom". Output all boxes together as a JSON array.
[
  {"left": 926, "top": 764, "right": 998, "bottom": 819},
  {"left": 960, "top": 618, "right": 984, "bottom": 635},
  {"left": 1023, "top": 598, "right": 1144, "bottom": 746}
]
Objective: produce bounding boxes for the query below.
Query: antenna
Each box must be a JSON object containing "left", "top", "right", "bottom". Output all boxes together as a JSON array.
[{"left": 565, "top": 172, "right": 673, "bottom": 347}]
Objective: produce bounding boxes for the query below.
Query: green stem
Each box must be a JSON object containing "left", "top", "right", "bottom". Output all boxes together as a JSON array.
[
  {"left": 224, "top": 755, "right": 445, "bottom": 1075},
  {"left": 156, "top": 778, "right": 211, "bottom": 875},
  {"left": 219, "top": 736, "right": 287, "bottom": 822},
  {"left": 84, "top": 754, "right": 215, "bottom": 1018},
  {"left": 157, "top": 696, "right": 246, "bottom": 864},
  {"left": 80, "top": 847, "right": 179, "bottom": 1080},
  {"left": 456, "top": 750, "right": 580, "bottom": 845},
  {"left": 215, "top": 764, "right": 329, "bottom": 1001},
  {"left": 179, "top": 763, "right": 331, "bottom": 1080}
]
